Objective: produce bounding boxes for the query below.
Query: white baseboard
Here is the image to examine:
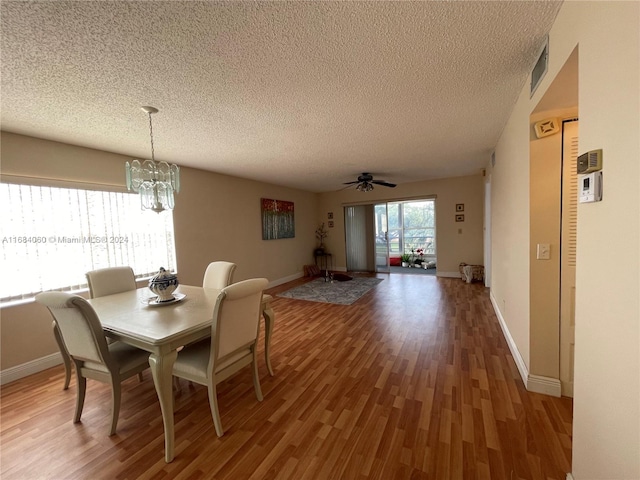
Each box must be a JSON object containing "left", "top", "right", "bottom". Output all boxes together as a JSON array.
[
  {"left": 268, "top": 272, "right": 304, "bottom": 288},
  {"left": 436, "top": 271, "right": 461, "bottom": 278},
  {"left": 1, "top": 352, "right": 63, "bottom": 386},
  {"left": 528, "top": 374, "right": 562, "bottom": 397},
  {"left": 566, "top": 472, "right": 575, "bottom": 480},
  {"left": 489, "top": 291, "right": 561, "bottom": 397},
  {"left": 490, "top": 291, "right": 529, "bottom": 387}
]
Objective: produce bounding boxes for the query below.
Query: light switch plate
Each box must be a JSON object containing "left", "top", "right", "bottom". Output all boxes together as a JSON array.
[{"left": 536, "top": 243, "right": 550, "bottom": 260}]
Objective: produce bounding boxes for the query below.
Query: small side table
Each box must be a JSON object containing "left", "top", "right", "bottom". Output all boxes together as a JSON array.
[{"left": 314, "top": 252, "right": 333, "bottom": 280}]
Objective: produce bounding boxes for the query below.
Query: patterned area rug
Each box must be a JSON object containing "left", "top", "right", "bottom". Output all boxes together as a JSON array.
[{"left": 277, "top": 277, "right": 383, "bottom": 305}]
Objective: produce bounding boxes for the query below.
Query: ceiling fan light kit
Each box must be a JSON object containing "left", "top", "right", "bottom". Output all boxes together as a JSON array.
[{"left": 344, "top": 173, "right": 396, "bottom": 192}]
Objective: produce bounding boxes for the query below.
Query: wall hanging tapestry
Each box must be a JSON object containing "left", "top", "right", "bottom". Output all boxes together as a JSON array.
[{"left": 261, "top": 198, "right": 295, "bottom": 240}]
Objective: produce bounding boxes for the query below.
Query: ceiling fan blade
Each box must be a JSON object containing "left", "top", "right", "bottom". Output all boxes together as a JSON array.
[
  {"left": 371, "top": 180, "right": 396, "bottom": 188},
  {"left": 343, "top": 180, "right": 360, "bottom": 185}
]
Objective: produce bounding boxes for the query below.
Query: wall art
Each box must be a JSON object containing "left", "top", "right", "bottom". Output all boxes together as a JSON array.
[{"left": 261, "top": 198, "right": 295, "bottom": 240}]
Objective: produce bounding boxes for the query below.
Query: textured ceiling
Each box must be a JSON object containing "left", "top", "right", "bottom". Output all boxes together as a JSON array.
[{"left": 1, "top": 1, "right": 562, "bottom": 193}]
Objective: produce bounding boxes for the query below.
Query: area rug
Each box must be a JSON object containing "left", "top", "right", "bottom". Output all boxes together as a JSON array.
[{"left": 277, "top": 277, "right": 383, "bottom": 305}]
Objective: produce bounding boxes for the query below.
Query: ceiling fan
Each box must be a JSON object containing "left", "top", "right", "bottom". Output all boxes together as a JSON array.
[{"left": 343, "top": 173, "right": 396, "bottom": 192}]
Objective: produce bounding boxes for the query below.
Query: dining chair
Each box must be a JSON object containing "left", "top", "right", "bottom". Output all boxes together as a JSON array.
[
  {"left": 202, "top": 261, "right": 237, "bottom": 289},
  {"left": 86, "top": 266, "right": 145, "bottom": 380},
  {"left": 52, "top": 267, "right": 140, "bottom": 390},
  {"left": 170, "top": 261, "right": 237, "bottom": 392},
  {"left": 35, "top": 291, "right": 150, "bottom": 436},
  {"left": 86, "top": 266, "right": 137, "bottom": 298},
  {"left": 172, "top": 277, "right": 268, "bottom": 437}
]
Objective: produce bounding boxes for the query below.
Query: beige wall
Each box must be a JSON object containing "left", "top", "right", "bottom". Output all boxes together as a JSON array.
[
  {"left": 317, "top": 174, "right": 484, "bottom": 275},
  {"left": 492, "top": 2, "right": 640, "bottom": 478},
  {"left": 0, "top": 132, "right": 318, "bottom": 370},
  {"left": 529, "top": 107, "right": 577, "bottom": 379},
  {"left": 172, "top": 166, "right": 318, "bottom": 286}
]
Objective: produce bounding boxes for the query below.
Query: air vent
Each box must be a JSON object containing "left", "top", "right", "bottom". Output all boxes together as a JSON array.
[
  {"left": 534, "top": 117, "right": 560, "bottom": 138},
  {"left": 530, "top": 37, "right": 549, "bottom": 97},
  {"left": 577, "top": 149, "right": 603, "bottom": 174}
]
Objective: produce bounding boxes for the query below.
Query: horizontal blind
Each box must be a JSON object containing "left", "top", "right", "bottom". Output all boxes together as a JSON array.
[{"left": 1, "top": 183, "right": 177, "bottom": 303}]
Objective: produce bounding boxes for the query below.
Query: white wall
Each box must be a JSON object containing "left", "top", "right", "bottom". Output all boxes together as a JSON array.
[{"left": 491, "top": 2, "right": 639, "bottom": 478}]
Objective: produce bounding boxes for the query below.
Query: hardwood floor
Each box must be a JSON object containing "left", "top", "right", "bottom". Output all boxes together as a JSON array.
[{"left": 0, "top": 274, "right": 572, "bottom": 479}]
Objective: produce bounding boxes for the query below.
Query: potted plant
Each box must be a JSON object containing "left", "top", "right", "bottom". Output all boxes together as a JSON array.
[
  {"left": 315, "top": 223, "right": 328, "bottom": 255},
  {"left": 413, "top": 248, "right": 424, "bottom": 267},
  {"left": 400, "top": 253, "right": 411, "bottom": 267}
]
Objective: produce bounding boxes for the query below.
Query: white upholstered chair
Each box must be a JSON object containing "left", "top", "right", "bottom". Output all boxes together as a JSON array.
[
  {"left": 202, "top": 261, "right": 237, "bottom": 290},
  {"left": 86, "top": 266, "right": 137, "bottom": 298},
  {"left": 36, "top": 291, "right": 150, "bottom": 436},
  {"left": 53, "top": 267, "right": 140, "bottom": 390},
  {"left": 172, "top": 261, "right": 237, "bottom": 390},
  {"left": 172, "top": 277, "right": 268, "bottom": 437}
]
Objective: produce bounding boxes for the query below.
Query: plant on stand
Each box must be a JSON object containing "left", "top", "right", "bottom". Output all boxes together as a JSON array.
[{"left": 315, "top": 223, "right": 328, "bottom": 256}]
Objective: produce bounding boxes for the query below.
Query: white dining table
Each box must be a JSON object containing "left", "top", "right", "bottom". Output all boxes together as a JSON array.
[{"left": 86, "top": 284, "right": 275, "bottom": 462}]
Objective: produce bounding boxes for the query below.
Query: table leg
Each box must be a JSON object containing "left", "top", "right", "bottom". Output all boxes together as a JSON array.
[
  {"left": 262, "top": 303, "right": 275, "bottom": 376},
  {"left": 149, "top": 349, "right": 178, "bottom": 463}
]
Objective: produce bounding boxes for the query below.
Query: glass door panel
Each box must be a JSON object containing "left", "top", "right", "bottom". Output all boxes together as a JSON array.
[{"left": 374, "top": 203, "right": 390, "bottom": 273}]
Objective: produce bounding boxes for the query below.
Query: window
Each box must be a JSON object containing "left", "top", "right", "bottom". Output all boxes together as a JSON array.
[
  {"left": 374, "top": 199, "right": 436, "bottom": 257},
  {"left": 401, "top": 200, "right": 435, "bottom": 255},
  {"left": 1, "top": 182, "right": 177, "bottom": 304}
]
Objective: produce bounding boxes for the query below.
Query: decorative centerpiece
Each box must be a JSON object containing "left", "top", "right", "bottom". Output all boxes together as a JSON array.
[{"left": 149, "top": 267, "right": 179, "bottom": 302}]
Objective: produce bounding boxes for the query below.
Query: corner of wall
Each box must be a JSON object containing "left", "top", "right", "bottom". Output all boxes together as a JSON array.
[{"left": 490, "top": 291, "right": 562, "bottom": 397}]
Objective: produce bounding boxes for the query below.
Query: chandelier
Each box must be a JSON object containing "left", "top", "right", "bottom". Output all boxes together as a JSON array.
[
  {"left": 125, "top": 106, "right": 180, "bottom": 213},
  {"left": 356, "top": 181, "right": 374, "bottom": 192}
]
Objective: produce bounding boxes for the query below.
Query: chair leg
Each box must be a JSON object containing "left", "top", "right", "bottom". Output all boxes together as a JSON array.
[
  {"left": 137, "top": 372, "right": 144, "bottom": 382},
  {"left": 74, "top": 373, "right": 86, "bottom": 424},
  {"left": 52, "top": 322, "right": 72, "bottom": 390},
  {"left": 251, "top": 347, "right": 264, "bottom": 402},
  {"left": 109, "top": 379, "right": 122, "bottom": 436},
  {"left": 207, "top": 381, "right": 224, "bottom": 437}
]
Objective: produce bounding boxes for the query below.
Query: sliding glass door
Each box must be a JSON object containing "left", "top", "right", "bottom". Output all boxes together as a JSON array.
[
  {"left": 374, "top": 199, "right": 436, "bottom": 272},
  {"left": 346, "top": 199, "right": 436, "bottom": 274},
  {"left": 374, "top": 203, "right": 390, "bottom": 273}
]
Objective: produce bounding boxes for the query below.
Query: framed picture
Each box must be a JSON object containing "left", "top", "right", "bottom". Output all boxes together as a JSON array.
[
  {"left": 261, "top": 198, "right": 295, "bottom": 240},
  {"left": 455, "top": 214, "right": 465, "bottom": 222},
  {"left": 328, "top": 220, "right": 334, "bottom": 228},
  {"left": 328, "top": 212, "right": 334, "bottom": 220},
  {"left": 456, "top": 203, "right": 465, "bottom": 212}
]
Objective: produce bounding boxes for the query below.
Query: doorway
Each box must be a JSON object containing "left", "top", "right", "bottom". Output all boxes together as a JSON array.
[
  {"left": 528, "top": 46, "right": 578, "bottom": 398},
  {"left": 560, "top": 119, "right": 578, "bottom": 397},
  {"left": 344, "top": 199, "right": 437, "bottom": 274},
  {"left": 374, "top": 199, "right": 436, "bottom": 274}
]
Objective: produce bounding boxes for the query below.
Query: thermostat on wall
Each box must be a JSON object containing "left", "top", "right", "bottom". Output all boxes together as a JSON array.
[{"left": 579, "top": 171, "right": 603, "bottom": 203}]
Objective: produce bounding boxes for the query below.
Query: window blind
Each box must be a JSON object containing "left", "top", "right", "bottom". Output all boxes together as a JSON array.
[{"left": 1, "top": 183, "right": 177, "bottom": 303}]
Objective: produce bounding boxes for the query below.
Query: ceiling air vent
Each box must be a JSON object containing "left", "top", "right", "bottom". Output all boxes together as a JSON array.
[
  {"left": 530, "top": 36, "right": 549, "bottom": 97},
  {"left": 534, "top": 117, "right": 560, "bottom": 138}
]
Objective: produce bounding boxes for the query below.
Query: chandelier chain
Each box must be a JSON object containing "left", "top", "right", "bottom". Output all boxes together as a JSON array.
[{"left": 148, "top": 112, "right": 155, "bottom": 162}]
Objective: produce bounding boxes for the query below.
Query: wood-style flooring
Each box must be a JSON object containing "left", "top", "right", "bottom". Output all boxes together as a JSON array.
[{"left": 0, "top": 274, "right": 573, "bottom": 479}]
